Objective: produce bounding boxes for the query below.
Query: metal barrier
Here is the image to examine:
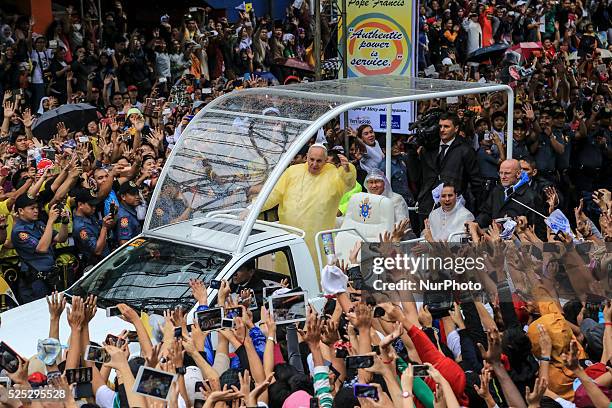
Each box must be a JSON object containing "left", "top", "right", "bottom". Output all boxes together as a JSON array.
[
  {"left": 315, "top": 228, "right": 369, "bottom": 270},
  {"left": 209, "top": 213, "right": 306, "bottom": 239},
  {"left": 448, "top": 232, "right": 469, "bottom": 242}
]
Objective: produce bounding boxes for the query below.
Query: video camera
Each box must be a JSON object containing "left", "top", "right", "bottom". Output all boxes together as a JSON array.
[{"left": 408, "top": 109, "right": 443, "bottom": 149}]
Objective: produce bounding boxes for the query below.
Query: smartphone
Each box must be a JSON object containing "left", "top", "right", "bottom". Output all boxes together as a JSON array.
[
  {"left": 345, "top": 355, "right": 374, "bottom": 370},
  {"left": 196, "top": 308, "right": 223, "bottom": 331},
  {"left": 413, "top": 364, "right": 430, "bottom": 377},
  {"left": 373, "top": 306, "right": 385, "bottom": 318},
  {"left": 0, "top": 377, "right": 11, "bottom": 388},
  {"left": 78, "top": 136, "right": 89, "bottom": 143},
  {"left": 210, "top": 279, "right": 221, "bottom": 289},
  {"left": 133, "top": 366, "right": 177, "bottom": 401},
  {"left": 223, "top": 307, "right": 243, "bottom": 320},
  {"left": 84, "top": 345, "right": 110, "bottom": 364},
  {"left": 194, "top": 381, "right": 204, "bottom": 393},
  {"left": 242, "top": 289, "right": 258, "bottom": 310},
  {"left": 173, "top": 327, "right": 182, "bottom": 339},
  {"left": 0, "top": 342, "right": 21, "bottom": 373},
  {"left": 221, "top": 318, "right": 234, "bottom": 329},
  {"left": 43, "top": 148, "right": 56, "bottom": 161},
  {"left": 263, "top": 285, "right": 281, "bottom": 300},
  {"left": 106, "top": 306, "right": 121, "bottom": 317},
  {"left": 269, "top": 291, "right": 307, "bottom": 325},
  {"left": 125, "top": 331, "right": 138, "bottom": 343},
  {"left": 105, "top": 334, "right": 126, "bottom": 347},
  {"left": 353, "top": 384, "right": 378, "bottom": 400},
  {"left": 65, "top": 367, "right": 93, "bottom": 384},
  {"left": 109, "top": 202, "right": 118, "bottom": 217}
]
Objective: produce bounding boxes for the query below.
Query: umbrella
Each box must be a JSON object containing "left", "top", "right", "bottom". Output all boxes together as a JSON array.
[
  {"left": 467, "top": 43, "right": 510, "bottom": 63},
  {"left": 32, "top": 103, "right": 98, "bottom": 140},
  {"left": 283, "top": 58, "right": 314, "bottom": 72},
  {"left": 509, "top": 42, "right": 543, "bottom": 60}
]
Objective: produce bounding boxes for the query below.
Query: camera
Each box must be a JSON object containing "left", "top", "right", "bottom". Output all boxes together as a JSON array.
[{"left": 408, "top": 109, "right": 443, "bottom": 149}]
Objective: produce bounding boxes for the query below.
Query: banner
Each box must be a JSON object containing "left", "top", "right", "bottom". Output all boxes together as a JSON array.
[
  {"left": 339, "top": 0, "right": 417, "bottom": 134},
  {"left": 342, "top": 103, "right": 412, "bottom": 134}
]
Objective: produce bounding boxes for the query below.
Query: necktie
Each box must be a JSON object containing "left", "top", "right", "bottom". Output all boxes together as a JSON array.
[{"left": 437, "top": 144, "right": 448, "bottom": 168}]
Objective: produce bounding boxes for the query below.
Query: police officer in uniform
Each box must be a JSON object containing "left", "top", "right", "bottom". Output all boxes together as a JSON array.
[
  {"left": 11, "top": 194, "right": 69, "bottom": 303},
  {"left": 73, "top": 189, "right": 115, "bottom": 269},
  {"left": 116, "top": 181, "right": 142, "bottom": 245},
  {"left": 530, "top": 108, "right": 565, "bottom": 183}
]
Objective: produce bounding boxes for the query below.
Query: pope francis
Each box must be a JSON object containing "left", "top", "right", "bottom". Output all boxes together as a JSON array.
[{"left": 261, "top": 144, "right": 356, "bottom": 272}]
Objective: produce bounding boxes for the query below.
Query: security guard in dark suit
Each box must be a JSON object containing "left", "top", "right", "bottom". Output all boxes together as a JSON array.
[
  {"left": 73, "top": 189, "right": 115, "bottom": 269},
  {"left": 11, "top": 194, "right": 69, "bottom": 303},
  {"left": 116, "top": 181, "right": 142, "bottom": 245},
  {"left": 477, "top": 159, "right": 547, "bottom": 239},
  {"left": 417, "top": 112, "right": 482, "bottom": 227}
]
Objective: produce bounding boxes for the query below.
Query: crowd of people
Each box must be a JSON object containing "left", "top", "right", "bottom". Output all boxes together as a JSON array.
[{"left": 0, "top": 0, "right": 611, "bottom": 407}]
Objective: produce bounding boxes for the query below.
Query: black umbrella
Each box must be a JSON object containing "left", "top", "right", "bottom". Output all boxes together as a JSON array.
[
  {"left": 467, "top": 43, "right": 510, "bottom": 63},
  {"left": 32, "top": 103, "right": 98, "bottom": 140}
]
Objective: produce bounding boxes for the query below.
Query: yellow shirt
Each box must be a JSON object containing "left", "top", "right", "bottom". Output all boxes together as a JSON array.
[
  {"left": 262, "top": 162, "right": 356, "bottom": 272},
  {"left": 0, "top": 199, "right": 16, "bottom": 258}
]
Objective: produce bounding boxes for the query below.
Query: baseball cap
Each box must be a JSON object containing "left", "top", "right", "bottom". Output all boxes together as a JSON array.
[
  {"left": 37, "top": 338, "right": 66, "bottom": 366},
  {"left": 14, "top": 193, "right": 38, "bottom": 210},
  {"left": 127, "top": 107, "right": 142, "bottom": 117},
  {"left": 127, "top": 85, "right": 138, "bottom": 92},
  {"left": 75, "top": 188, "right": 100, "bottom": 206},
  {"left": 552, "top": 106, "right": 566, "bottom": 118},
  {"left": 118, "top": 181, "right": 139, "bottom": 196},
  {"left": 37, "top": 158, "right": 54, "bottom": 176}
]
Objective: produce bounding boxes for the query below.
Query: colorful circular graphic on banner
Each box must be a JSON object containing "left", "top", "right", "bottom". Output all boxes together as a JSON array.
[{"left": 347, "top": 13, "right": 412, "bottom": 77}]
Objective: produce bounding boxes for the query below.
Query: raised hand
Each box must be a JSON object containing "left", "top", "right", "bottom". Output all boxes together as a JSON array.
[
  {"left": 349, "top": 302, "right": 372, "bottom": 330},
  {"left": 189, "top": 279, "right": 208, "bottom": 306},
  {"left": 298, "top": 306, "right": 323, "bottom": 346},
  {"left": 117, "top": 303, "right": 140, "bottom": 324},
  {"left": 321, "top": 319, "right": 340, "bottom": 346},
  {"left": 561, "top": 340, "right": 580, "bottom": 371},
  {"left": 544, "top": 186, "right": 559, "bottom": 213},
  {"left": 66, "top": 296, "right": 85, "bottom": 329},
  {"left": 391, "top": 219, "right": 411, "bottom": 242},
  {"left": 526, "top": 376, "right": 548, "bottom": 408},
  {"left": 477, "top": 327, "right": 502, "bottom": 364},
  {"left": 19, "top": 108, "right": 34, "bottom": 128},
  {"left": 2, "top": 101, "right": 15, "bottom": 118},
  {"left": 56, "top": 122, "right": 69, "bottom": 138},
  {"left": 83, "top": 294, "right": 98, "bottom": 324},
  {"left": 46, "top": 291, "right": 66, "bottom": 321},
  {"left": 418, "top": 305, "right": 433, "bottom": 328}
]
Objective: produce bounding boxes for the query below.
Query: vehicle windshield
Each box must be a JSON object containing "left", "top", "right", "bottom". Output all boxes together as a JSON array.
[{"left": 66, "top": 237, "right": 231, "bottom": 312}]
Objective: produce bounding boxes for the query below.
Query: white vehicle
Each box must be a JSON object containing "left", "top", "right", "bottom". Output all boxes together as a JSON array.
[{"left": 0, "top": 76, "right": 513, "bottom": 356}]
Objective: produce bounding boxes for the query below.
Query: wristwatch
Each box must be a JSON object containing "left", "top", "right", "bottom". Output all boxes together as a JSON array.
[
  {"left": 176, "top": 366, "right": 186, "bottom": 375},
  {"left": 538, "top": 356, "right": 551, "bottom": 362}
]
